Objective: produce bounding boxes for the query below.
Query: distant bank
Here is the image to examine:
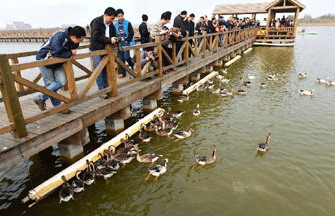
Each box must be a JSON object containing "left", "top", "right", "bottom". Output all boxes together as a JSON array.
[{"left": 298, "top": 23, "right": 335, "bottom": 26}]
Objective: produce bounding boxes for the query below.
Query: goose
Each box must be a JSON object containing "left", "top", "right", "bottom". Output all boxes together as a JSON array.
[
  {"left": 212, "top": 88, "right": 226, "bottom": 94},
  {"left": 112, "top": 146, "right": 136, "bottom": 165},
  {"left": 166, "top": 107, "right": 185, "bottom": 119},
  {"left": 195, "top": 147, "right": 217, "bottom": 167},
  {"left": 261, "top": 82, "right": 267, "bottom": 88},
  {"left": 95, "top": 163, "right": 116, "bottom": 180},
  {"left": 241, "top": 78, "right": 251, "bottom": 86},
  {"left": 236, "top": 89, "right": 247, "bottom": 96},
  {"left": 177, "top": 95, "right": 189, "bottom": 103},
  {"left": 267, "top": 74, "right": 278, "bottom": 81},
  {"left": 196, "top": 84, "right": 207, "bottom": 91},
  {"left": 59, "top": 175, "right": 74, "bottom": 203},
  {"left": 162, "top": 119, "right": 179, "bottom": 131},
  {"left": 138, "top": 128, "right": 152, "bottom": 143},
  {"left": 220, "top": 89, "right": 234, "bottom": 97},
  {"left": 82, "top": 160, "right": 95, "bottom": 185},
  {"left": 193, "top": 104, "right": 200, "bottom": 116},
  {"left": 141, "top": 122, "right": 158, "bottom": 132},
  {"left": 71, "top": 170, "right": 85, "bottom": 193},
  {"left": 134, "top": 146, "right": 162, "bottom": 166},
  {"left": 206, "top": 80, "right": 214, "bottom": 85},
  {"left": 146, "top": 158, "right": 168, "bottom": 181},
  {"left": 257, "top": 133, "right": 271, "bottom": 152},
  {"left": 298, "top": 73, "right": 307, "bottom": 78},
  {"left": 95, "top": 153, "right": 108, "bottom": 170},
  {"left": 316, "top": 77, "right": 329, "bottom": 84},
  {"left": 173, "top": 129, "right": 194, "bottom": 139},
  {"left": 220, "top": 78, "right": 230, "bottom": 84},
  {"left": 207, "top": 83, "right": 215, "bottom": 89},
  {"left": 154, "top": 125, "right": 174, "bottom": 136},
  {"left": 299, "top": 89, "right": 315, "bottom": 96},
  {"left": 216, "top": 75, "right": 225, "bottom": 80},
  {"left": 327, "top": 80, "right": 335, "bottom": 86},
  {"left": 222, "top": 70, "right": 228, "bottom": 75},
  {"left": 105, "top": 152, "right": 121, "bottom": 171},
  {"left": 247, "top": 74, "right": 256, "bottom": 80}
]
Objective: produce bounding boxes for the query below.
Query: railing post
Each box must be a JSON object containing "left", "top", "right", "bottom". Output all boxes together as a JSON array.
[
  {"left": 63, "top": 61, "right": 78, "bottom": 100},
  {"left": 11, "top": 57, "right": 25, "bottom": 92},
  {"left": 106, "top": 45, "right": 118, "bottom": 97},
  {"left": 183, "top": 33, "right": 189, "bottom": 65},
  {"left": 215, "top": 32, "right": 219, "bottom": 52},
  {"left": 172, "top": 41, "right": 176, "bottom": 64},
  {"left": 202, "top": 31, "right": 207, "bottom": 59},
  {"left": 154, "top": 36, "right": 163, "bottom": 77},
  {"left": 194, "top": 34, "right": 198, "bottom": 56},
  {"left": 0, "top": 54, "right": 27, "bottom": 138},
  {"left": 209, "top": 34, "right": 213, "bottom": 51},
  {"left": 135, "top": 48, "right": 141, "bottom": 76}
]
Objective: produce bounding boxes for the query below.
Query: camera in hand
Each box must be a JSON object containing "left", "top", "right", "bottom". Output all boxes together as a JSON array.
[
  {"left": 150, "top": 52, "right": 159, "bottom": 60},
  {"left": 112, "top": 37, "right": 124, "bottom": 51}
]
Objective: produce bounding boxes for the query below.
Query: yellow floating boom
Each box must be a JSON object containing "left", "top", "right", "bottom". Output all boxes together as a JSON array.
[
  {"left": 23, "top": 108, "right": 165, "bottom": 203},
  {"left": 224, "top": 55, "right": 241, "bottom": 67},
  {"left": 182, "top": 71, "right": 219, "bottom": 96},
  {"left": 243, "top": 48, "right": 253, "bottom": 54}
]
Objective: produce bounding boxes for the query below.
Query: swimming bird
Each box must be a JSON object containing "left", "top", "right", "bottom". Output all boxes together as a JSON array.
[
  {"left": 72, "top": 170, "right": 85, "bottom": 193},
  {"left": 241, "top": 78, "right": 251, "bottom": 86},
  {"left": 146, "top": 158, "right": 168, "bottom": 181},
  {"left": 236, "top": 89, "right": 247, "bottom": 96},
  {"left": 177, "top": 95, "right": 189, "bottom": 103},
  {"left": 261, "top": 82, "right": 267, "bottom": 88},
  {"left": 298, "top": 73, "right": 307, "bottom": 78},
  {"left": 316, "top": 77, "right": 329, "bottom": 84},
  {"left": 59, "top": 175, "right": 74, "bottom": 203},
  {"left": 196, "top": 84, "right": 207, "bottom": 91},
  {"left": 195, "top": 147, "right": 217, "bottom": 168},
  {"left": 220, "top": 78, "right": 230, "bottom": 84},
  {"left": 95, "top": 153, "right": 108, "bottom": 170},
  {"left": 134, "top": 146, "right": 162, "bottom": 166},
  {"left": 299, "top": 89, "right": 315, "bottom": 96},
  {"left": 216, "top": 75, "right": 224, "bottom": 80},
  {"left": 193, "top": 104, "right": 200, "bottom": 116},
  {"left": 139, "top": 128, "right": 152, "bottom": 143},
  {"left": 83, "top": 160, "right": 95, "bottom": 185},
  {"left": 206, "top": 80, "right": 214, "bottom": 85},
  {"left": 154, "top": 125, "right": 174, "bottom": 136},
  {"left": 267, "top": 74, "right": 278, "bottom": 81},
  {"left": 173, "top": 129, "right": 194, "bottom": 139},
  {"left": 247, "top": 74, "right": 256, "bottom": 80},
  {"left": 257, "top": 133, "right": 271, "bottom": 152},
  {"left": 327, "top": 80, "right": 335, "bottom": 86},
  {"left": 220, "top": 89, "right": 234, "bottom": 97}
]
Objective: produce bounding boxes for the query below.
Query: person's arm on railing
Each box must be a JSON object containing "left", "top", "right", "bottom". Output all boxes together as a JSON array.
[{"left": 49, "top": 33, "right": 73, "bottom": 58}]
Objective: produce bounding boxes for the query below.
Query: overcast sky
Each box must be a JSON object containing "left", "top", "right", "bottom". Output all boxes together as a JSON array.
[{"left": 1, "top": 0, "right": 334, "bottom": 28}]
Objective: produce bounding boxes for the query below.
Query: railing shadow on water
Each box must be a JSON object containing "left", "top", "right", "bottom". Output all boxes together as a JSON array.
[{"left": 0, "top": 27, "right": 258, "bottom": 139}]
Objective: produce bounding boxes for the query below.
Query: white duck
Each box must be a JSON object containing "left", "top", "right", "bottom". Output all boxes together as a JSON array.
[
  {"left": 146, "top": 158, "right": 168, "bottom": 181},
  {"left": 298, "top": 73, "right": 307, "bottom": 78},
  {"left": 327, "top": 80, "right": 335, "bottom": 86},
  {"left": 316, "top": 77, "right": 329, "bottom": 84},
  {"left": 267, "top": 74, "right": 278, "bottom": 81},
  {"left": 193, "top": 104, "right": 200, "bottom": 116},
  {"left": 247, "top": 74, "right": 256, "bottom": 80},
  {"left": 299, "top": 90, "right": 315, "bottom": 96},
  {"left": 174, "top": 129, "right": 194, "bottom": 139}
]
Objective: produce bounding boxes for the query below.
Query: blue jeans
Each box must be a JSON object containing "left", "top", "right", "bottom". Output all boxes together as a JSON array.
[
  {"left": 93, "top": 55, "right": 108, "bottom": 90},
  {"left": 118, "top": 41, "right": 132, "bottom": 77},
  {"left": 35, "top": 65, "right": 67, "bottom": 107}
]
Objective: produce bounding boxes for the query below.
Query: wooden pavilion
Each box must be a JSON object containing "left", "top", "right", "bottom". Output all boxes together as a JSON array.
[{"left": 213, "top": 0, "right": 305, "bottom": 46}]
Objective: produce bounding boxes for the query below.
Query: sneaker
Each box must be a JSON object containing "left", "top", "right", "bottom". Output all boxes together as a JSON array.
[
  {"left": 60, "top": 109, "right": 71, "bottom": 114},
  {"left": 99, "top": 94, "right": 110, "bottom": 99},
  {"left": 33, "top": 98, "right": 46, "bottom": 111}
]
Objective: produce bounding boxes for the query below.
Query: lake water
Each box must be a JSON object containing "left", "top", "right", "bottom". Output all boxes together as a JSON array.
[{"left": 1, "top": 26, "right": 335, "bottom": 216}]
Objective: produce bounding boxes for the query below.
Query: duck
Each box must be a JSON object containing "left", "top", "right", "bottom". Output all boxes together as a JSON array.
[
  {"left": 146, "top": 158, "right": 168, "bottom": 181},
  {"left": 247, "top": 74, "right": 256, "bottom": 80},
  {"left": 260, "top": 82, "right": 267, "bottom": 88},
  {"left": 220, "top": 78, "right": 230, "bottom": 84},
  {"left": 134, "top": 146, "right": 163, "bottom": 166},
  {"left": 327, "top": 80, "right": 335, "bottom": 86},
  {"left": 154, "top": 125, "right": 174, "bottom": 136},
  {"left": 257, "top": 133, "right": 271, "bottom": 152},
  {"left": 267, "top": 74, "right": 278, "bottom": 81},
  {"left": 95, "top": 163, "right": 117, "bottom": 180},
  {"left": 112, "top": 146, "right": 136, "bottom": 165},
  {"left": 241, "top": 78, "right": 251, "bottom": 86},
  {"left": 196, "top": 84, "right": 207, "bottom": 91},
  {"left": 95, "top": 153, "right": 108, "bottom": 170},
  {"left": 195, "top": 147, "right": 217, "bottom": 167},
  {"left": 299, "top": 89, "right": 315, "bottom": 96},
  {"left": 162, "top": 119, "right": 179, "bottom": 131},
  {"left": 105, "top": 152, "right": 121, "bottom": 171},
  {"left": 193, "top": 104, "right": 200, "bottom": 116},
  {"left": 59, "top": 175, "right": 74, "bottom": 203},
  {"left": 206, "top": 83, "right": 215, "bottom": 89},
  {"left": 71, "top": 170, "right": 85, "bottom": 193},
  {"left": 206, "top": 80, "right": 214, "bottom": 85},
  {"left": 216, "top": 75, "right": 224, "bottom": 80},
  {"left": 173, "top": 129, "right": 194, "bottom": 139},
  {"left": 236, "top": 89, "right": 247, "bottom": 96},
  {"left": 220, "top": 89, "right": 234, "bottom": 97},
  {"left": 82, "top": 160, "right": 95, "bottom": 185},
  {"left": 166, "top": 107, "right": 185, "bottom": 119},
  {"left": 141, "top": 122, "right": 157, "bottom": 132},
  {"left": 298, "top": 73, "right": 307, "bottom": 78},
  {"left": 138, "top": 128, "right": 152, "bottom": 143},
  {"left": 212, "top": 88, "right": 226, "bottom": 94},
  {"left": 222, "top": 70, "right": 228, "bottom": 75},
  {"left": 177, "top": 94, "right": 189, "bottom": 103},
  {"left": 316, "top": 77, "right": 329, "bottom": 84}
]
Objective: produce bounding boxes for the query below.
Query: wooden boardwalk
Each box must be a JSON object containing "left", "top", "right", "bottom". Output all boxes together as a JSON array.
[{"left": 0, "top": 28, "right": 257, "bottom": 170}]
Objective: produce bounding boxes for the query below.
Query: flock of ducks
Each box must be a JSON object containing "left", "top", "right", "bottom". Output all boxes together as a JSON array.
[
  {"left": 298, "top": 73, "right": 335, "bottom": 96},
  {"left": 59, "top": 108, "right": 215, "bottom": 203}
]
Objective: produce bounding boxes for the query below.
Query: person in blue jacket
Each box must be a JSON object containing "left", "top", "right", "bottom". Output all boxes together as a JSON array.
[
  {"left": 33, "top": 26, "right": 86, "bottom": 113},
  {"left": 115, "top": 9, "right": 135, "bottom": 78}
]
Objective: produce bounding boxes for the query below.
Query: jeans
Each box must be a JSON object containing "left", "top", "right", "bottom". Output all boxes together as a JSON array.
[
  {"left": 118, "top": 41, "right": 133, "bottom": 77},
  {"left": 35, "top": 65, "right": 67, "bottom": 107},
  {"left": 93, "top": 55, "right": 108, "bottom": 90}
]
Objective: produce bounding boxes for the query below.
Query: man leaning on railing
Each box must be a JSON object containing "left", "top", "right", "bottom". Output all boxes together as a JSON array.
[{"left": 33, "top": 26, "right": 86, "bottom": 114}]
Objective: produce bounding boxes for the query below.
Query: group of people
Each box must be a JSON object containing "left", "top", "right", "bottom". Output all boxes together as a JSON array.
[
  {"left": 32, "top": 7, "right": 258, "bottom": 113},
  {"left": 269, "top": 16, "right": 294, "bottom": 28}
]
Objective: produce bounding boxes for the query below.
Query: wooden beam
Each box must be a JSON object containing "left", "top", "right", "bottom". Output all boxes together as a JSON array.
[
  {"left": 71, "top": 60, "right": 92, "bottom": 75},
  {"left": 106, "top": 45, "right": 118, "bottom": 97},
  {"left": 11, "top": 57, "right": 25, "bottom": 92},
  {"left": 135, "top": 48, "right": 141, "bottom": 76},
  {"left": 115, "top": 58, "right": 139, "bottom": 78},
  {"left": 155, "top": 36, "right": 163, "bottom": 77},
  {"left": 63, "top": 61, "right": 78, "bottom": 100},
  {"left": 0, "top": 54, "right": 27, "bottom": 138}
]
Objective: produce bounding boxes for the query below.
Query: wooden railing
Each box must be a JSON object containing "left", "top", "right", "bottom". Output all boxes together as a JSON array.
[
  {"left": 257, "top": 27, "right": 295, "bottom": 40},
  {"left": 0, "top": 27, "right": 258, "bottom": 138},
  {"left": 0, "top": 29, "right": 63, "bottom": 38}
]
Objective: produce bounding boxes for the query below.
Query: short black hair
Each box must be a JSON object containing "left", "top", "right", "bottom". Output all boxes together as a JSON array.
[
  {"left": 146, "top": 47, "right": 154, "bottom": 51},
  {"left": 69, "top": 26, "right": 86, "bottom": 38},
  {"left": 104, "top": 7, "right": 116, "bottom": 16},
  {"left": 116, "top": 9, "right": 124, "bottom": 15},
  {"left": 165, "top": 11, "right": 172, "bottom": 20},
  {"left": 200, "top": 16, "right": 204, "bottom": 19},
  {"left": 181, "top": 10, "right": 187, "bottom": 15},
  {"left": 190, "top": 13, "right": 195, "bottom": 18},
  {"left": 142, "top": 14, "right": 148, "bottom": 21},
  {"left": 161, "top": 12, "right": 170, "bottom": 20}
]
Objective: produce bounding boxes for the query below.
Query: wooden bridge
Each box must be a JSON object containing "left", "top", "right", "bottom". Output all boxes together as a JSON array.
[
  {"left": 0, "top": 27, "right": 258, "bottom": 170},
  {"left": 0, "top": 29, "right": 66, "bottom": 42}
]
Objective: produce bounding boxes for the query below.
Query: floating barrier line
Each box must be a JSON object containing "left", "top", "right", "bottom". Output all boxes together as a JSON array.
[
  {"left": 243, "top": 48, "right": 253, "bottom": 54},
  {"left": 182, "top": 71, "right": 219, "bottom": 96},
  {"left": 224, "top": 55, "right": 241, "bottom": 67},
  {"left": 23, "top": 108, "right": 165, "bottom": 204}
]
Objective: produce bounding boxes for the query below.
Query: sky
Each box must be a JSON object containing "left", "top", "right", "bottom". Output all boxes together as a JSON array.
[{"left": 0, "top": 0, "right": 334, "bottom": 28}]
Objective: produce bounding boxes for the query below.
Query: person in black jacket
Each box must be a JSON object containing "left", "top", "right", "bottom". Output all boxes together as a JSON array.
[
  {"left": 173, "top": 10, "right": 187, "bottom": 60},
  {"left": 184, "top": 13, "right": 195, "bottom": 50},
  {"left": 207, "top": 17, "right": 216, "bottom": 33},
  {"left": 139, "top": 14, "right": 151, "bottom": 47},
  {"left": 33, "top": 26, "right": 86, "bottom": 112},
  {"left": 90, "top": 7, "right": 117, "bottom": 98}
]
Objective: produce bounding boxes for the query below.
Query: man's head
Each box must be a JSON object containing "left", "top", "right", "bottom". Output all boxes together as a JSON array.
[
  {"left": 161, "top": 12, "right": 170, "bottom": 24},
  {"left": 188, "top": 13, "right": 195, "bottom": 21},
  {"left": 180, "top": 10, "right": 187, "bottom": 18},
  {"left": 142, "top": 14, "right": 148, "bottom": 22},
  {"left": 204, "top": 15, "right": 208, "bottom": 21},
  {"left": 200, "top": 16, "right": 204, "bottom": 22},
  {"left": 165, "top": 11, "right": 172, "bottom": 20},
  {"left": 116, "top": 9, "right": 124, "bottom": 23},
  {"left": 69, "top": 26, "right": 86, "bottom": 44},
  {"left": 104, "top": 7, "right": 116, "bottom": 24},
  {"left": 146, "top": 47, "right": 154, "bottom": 55}
]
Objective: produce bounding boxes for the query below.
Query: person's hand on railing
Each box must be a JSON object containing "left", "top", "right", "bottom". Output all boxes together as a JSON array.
[
  {"left": 111, "top": 37, "right": 117, "bottom": 44},
  {"left": 71, "top": 49, "right": 77, "bottom": 55}
]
